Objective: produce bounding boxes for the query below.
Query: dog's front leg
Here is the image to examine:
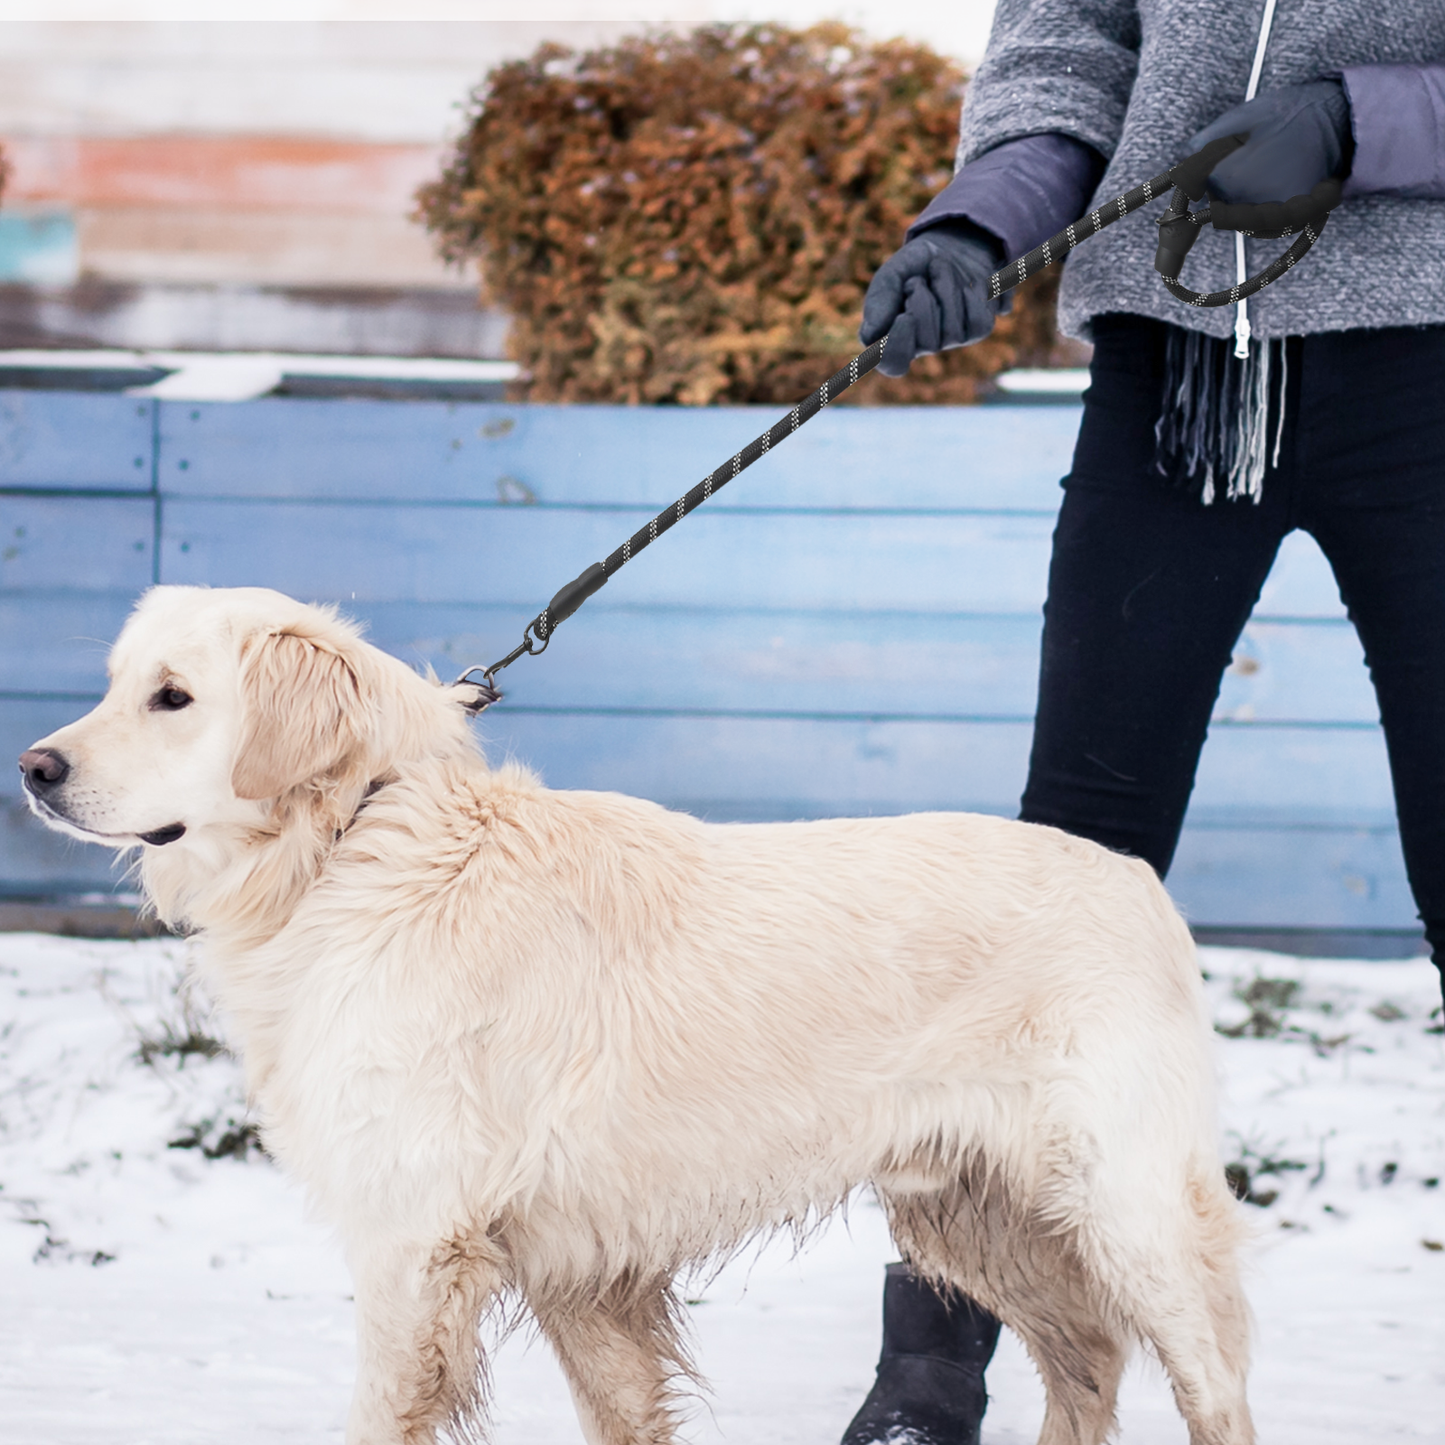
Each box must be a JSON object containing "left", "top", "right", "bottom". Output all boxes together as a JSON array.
[
  {"left": 531, "top": 1271, "right": 693, "bottom": 1445},
  {"left": 346, "top": 1231, "right": 504, "bottom": 1445}
]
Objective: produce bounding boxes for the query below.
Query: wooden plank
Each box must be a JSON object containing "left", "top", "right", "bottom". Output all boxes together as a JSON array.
[
  {"left": 0, "top": 796, "right": 124, "bottom": 897},
  {"left": 0, "top": 496, "right": 156, "bottom": 592},
  {"left": 1218, "top": 619, "right": 1375, "bottom": 724},
  {"left": 0, "top": 591, "right": 1382, "bottom": 732},
  {"left": 360, "top": 603, "right": 1043, "bottom": 718},
  {"left": 474, "top": 711, "right": 1397, "bottom": 826},
  {"left": 0, "top": 592, "right": 138, "bottom": 695},
  {"left": 157, "top": 501, "right": 1351, "bottom": 622},
  {"left": 1254, "top": 531, "right": 1348, "bottom": 620},
  {"left": 474, "top": 711, "right": 1036, "bottom": 816},
  {"left": 5, "top": 135, "right": 442, "bottom": 217},
  {"left": 1170, "top": 822, "right": 1416, "bottom": 930},
  {"left": 0, "top": 696, "right": 104, "bottom": 802},
  {"left": 157, "top": 399, "right": 1080, "bottom": 512},
  {"left": 0, "top": 391, "right": 155, "bottom": 491},
  {"left": 1190, "top": 724, "right": 1394, "bottom": 821},
  {"left": 336, "top": 602, "right": 1377, "bottom": 725},
  {"left": 0, "top": 592, "right": 1380, "bottom": 738},
  {"left": 158, "top": 499, "right": 1061, "bottom": 613}
]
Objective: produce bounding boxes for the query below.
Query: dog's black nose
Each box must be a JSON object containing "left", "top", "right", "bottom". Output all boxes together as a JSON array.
[{"left": 19, "top": 748, "right": 70, "bottom": 794}]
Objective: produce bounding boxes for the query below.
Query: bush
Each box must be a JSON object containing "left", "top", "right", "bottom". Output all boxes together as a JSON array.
[{"left": 417, "top": 24, "right": 1065, "bottom": 405}]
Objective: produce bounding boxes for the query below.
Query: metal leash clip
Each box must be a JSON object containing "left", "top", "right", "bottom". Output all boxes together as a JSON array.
[
  {"left": 453, "top": 562, "right": 603, "bottom": 713},
  {"left": 451, "top": 666, "right": 504, "bottom": 717},
  {"left": 452, "top": 610, "right": 558, "bottom": 715}
]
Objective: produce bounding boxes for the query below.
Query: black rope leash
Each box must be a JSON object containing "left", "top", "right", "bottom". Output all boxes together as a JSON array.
[
  {"left": 457, "top": 338, "right": 889, "bottom": 704},
  {"left": 457, "top": 132, "right": 1341, "bottom": 711}
]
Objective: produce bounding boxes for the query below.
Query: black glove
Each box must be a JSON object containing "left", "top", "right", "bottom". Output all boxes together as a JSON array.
[
  {"left": 859, "top": 221, "right": 1004, "bottom": 379},
  {"left": 1188, "top": 79, "right": 1352, "bottom": 205}
]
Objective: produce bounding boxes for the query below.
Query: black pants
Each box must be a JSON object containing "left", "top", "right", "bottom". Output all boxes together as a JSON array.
[{"left": 1019, "top": 313, "right": 1445, "bottom": 981}]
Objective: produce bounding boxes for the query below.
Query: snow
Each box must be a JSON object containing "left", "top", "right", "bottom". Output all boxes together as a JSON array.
[{"left": 1, "top": 933, "right": 1441, "bottom": 1444}]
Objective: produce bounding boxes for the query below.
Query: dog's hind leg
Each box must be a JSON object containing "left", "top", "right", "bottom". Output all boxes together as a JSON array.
[
  {"left": 531, "top": 1272, "right": 693, "bottom": 1445},
  {"left": 1078, "top": 1172, "right": 1254, "bottom": 1445},
  {"left": 882, "top": 1184, "right": 1127, "bottom": 1445},
  {"left": 993, "top": 1259, "right": 1126, "bottom": 1445},
  {"left": 346, "top": 1232, "right": 503, "bottom": 1445}
]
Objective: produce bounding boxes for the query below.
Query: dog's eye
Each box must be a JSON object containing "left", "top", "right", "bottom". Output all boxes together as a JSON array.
[{"left": 149, "top": 685, "right": 194, "bottom": 712}]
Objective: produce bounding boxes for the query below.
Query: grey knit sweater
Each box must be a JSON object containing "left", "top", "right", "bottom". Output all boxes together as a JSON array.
[{"left": 952, "top": 0, "right": 1445, "bottom": 341}]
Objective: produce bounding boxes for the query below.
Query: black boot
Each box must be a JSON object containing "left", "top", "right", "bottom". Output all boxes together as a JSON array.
[{"left": 841, "top": 1264, "right": 1002, "bottom": 1445}]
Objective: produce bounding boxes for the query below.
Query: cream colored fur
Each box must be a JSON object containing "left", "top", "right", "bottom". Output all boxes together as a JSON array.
[{"left": 23, "top": 586, "right": 1254, "bottom": 1445}]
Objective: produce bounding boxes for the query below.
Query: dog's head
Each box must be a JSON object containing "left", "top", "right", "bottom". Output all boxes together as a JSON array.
[{"left": 19, "top": 586, "right": 476, "bottom": 857}]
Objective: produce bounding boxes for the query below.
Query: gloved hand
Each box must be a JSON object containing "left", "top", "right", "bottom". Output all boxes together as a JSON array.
[
  {"left": 1188, "top": 79, "right": 1352, "bottom": 205},
  {"left": 859, "top": 221, "right": 1004, "bottom": 378}
]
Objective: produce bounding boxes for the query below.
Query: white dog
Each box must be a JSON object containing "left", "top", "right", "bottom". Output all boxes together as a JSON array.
[{"left": 20, "top": 586, "right": 1252, "bottom": 1445}]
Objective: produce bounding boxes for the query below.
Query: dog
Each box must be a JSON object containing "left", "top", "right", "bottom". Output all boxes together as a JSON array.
[{"left": 19, "top": 585, "right": 1253, "bottom": 1445}]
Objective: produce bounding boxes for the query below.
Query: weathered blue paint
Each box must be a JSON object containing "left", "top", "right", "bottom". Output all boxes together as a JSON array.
[
  {"left": 0, "top": 598, "right": 1379, "bottom": 726},
  {"left": 0, "top": 389, "right": 1412, "bottom": 935},
  {"left": 159, "top": 500, "right": 1063, "bottom": 612},
  {"left": 0, "top": 392, "right": 155, "bottom": 491},
  {"left": 1, "top": 497, "right": 156, "bottom": 592},
  {"left": 156, "top": 398, "right": 1080, "bottom": 510}
]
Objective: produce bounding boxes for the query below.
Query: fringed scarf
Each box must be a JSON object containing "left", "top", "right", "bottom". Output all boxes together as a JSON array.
[{"left": 1154, "top": 328, "right": 1288, "bottom": 504}]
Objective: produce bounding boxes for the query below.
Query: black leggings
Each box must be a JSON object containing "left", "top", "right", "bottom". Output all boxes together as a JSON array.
[{"left": 1019, "top": 313, "right": 1445, "bottom": 981}]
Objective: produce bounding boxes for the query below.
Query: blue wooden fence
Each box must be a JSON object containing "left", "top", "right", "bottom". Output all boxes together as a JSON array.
[{"left": 0, "top": 387, "right": 1415, "bottom": 933}]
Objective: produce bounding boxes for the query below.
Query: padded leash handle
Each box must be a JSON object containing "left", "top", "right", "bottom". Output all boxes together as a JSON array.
[{"left": 1154, "top": 174, "right": 1342, "bottom": 308}]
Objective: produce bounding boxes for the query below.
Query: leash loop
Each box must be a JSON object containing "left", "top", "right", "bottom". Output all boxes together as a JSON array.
[{"left": 1154, "top": 173, "right": 1341, "bottom": 308}]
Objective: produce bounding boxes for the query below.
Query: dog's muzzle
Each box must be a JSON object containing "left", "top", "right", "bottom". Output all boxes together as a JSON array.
[{"left": 19, "top": 747, "right": 186, "bottom": 845}]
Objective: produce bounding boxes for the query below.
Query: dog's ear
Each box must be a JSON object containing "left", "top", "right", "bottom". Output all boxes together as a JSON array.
[{"left": 231, "top": 630, "right": 367, "bottom": 800}]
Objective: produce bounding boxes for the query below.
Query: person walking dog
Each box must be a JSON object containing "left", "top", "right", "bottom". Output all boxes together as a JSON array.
[{"left": 843, "top": 2, "right": 1445, "bottom": 1443}]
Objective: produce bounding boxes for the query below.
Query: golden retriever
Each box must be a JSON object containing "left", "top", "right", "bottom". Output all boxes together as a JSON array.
[{"left": 19, "top": 586, "right": 1252, "bottom": 1445}]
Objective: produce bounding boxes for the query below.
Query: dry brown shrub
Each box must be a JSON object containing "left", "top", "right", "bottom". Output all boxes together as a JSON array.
[{"left": 416, "top": 24, "right": 1064, "bottom": 406}]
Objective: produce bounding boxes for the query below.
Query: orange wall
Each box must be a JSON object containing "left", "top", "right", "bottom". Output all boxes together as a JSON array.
[
  {"left": 4, "top": 135, "right": 442, "bottom": 216},
  {"left": 1, "top": 135, "right": 465, "bottom": 288}
]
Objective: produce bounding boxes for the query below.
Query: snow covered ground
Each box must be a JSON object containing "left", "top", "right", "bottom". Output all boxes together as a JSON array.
[{"left": 1, "top": 932, "right": 1441, "bottom": 1445}]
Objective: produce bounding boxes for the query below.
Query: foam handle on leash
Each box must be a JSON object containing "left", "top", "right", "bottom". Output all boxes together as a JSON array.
[
  {"left": 1209, "top": 177, "right": 1343, "bottom": 238},
  {"left": 536, "top": 561, "right": 608, "bottom": 639}
]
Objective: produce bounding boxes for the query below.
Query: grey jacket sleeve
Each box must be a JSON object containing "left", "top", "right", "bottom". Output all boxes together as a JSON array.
[
  {"left": 1340, "top": 64, "right": 1445, "bottom": 199},
  {"left": 906, "top": 133, "right": 1108, "bottom": 263},
  {"left": 955, "top": 0, "right": 1142, "bottom": 166}
]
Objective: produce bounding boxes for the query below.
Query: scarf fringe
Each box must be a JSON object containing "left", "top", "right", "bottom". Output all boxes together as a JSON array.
[{"left": 1154, "top": 328, "right": 1286, "bottom": 504}]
